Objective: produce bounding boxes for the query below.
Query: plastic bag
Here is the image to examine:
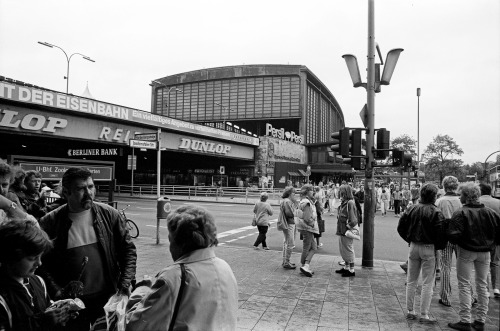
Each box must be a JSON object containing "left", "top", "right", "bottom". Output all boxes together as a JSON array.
[
  {"left": 345, "top": 225, "right": 360, "bottom": 240},
  {"left": 104, "top": 294, "right": 128, "bottom": 331}
]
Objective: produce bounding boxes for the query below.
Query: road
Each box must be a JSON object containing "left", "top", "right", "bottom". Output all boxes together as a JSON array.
[{"left": 114, "top": 197, "right": 409, "bottom": 263}]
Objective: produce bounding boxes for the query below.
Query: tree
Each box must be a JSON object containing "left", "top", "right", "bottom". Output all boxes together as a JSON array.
[
  {"left": 423, "top": 134, "right": 464, "bottom": 183},
  {"left": 391, "top": 134, "right": 417, "bottom": 158}
]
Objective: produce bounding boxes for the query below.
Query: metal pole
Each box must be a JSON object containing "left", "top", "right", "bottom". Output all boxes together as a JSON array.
[
  {"left": 66, "top": 59, "right": 70, "bottom": 94},
  {"left": 131, "top": 148, "right": 135, "bottom": 196},
  {"left": 362, "top": 0, "right": 376, "bottom": 268},
  {"left": 156, "top": 128, "right": 161, "bottom": 244},
  {"left": 417, "top": 88, "right": 421, "bottom": 166}
]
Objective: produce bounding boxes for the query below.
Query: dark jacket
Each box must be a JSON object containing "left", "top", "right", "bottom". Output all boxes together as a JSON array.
[
  {"left": 38, "top": 202, "right": 137, "bottom": 298},
  {"left": 0, "top": 273, "right": 51, "bottom": 331},
  {"left": 336, "top": 200, "right": 358, "bottom": 236},
  {"left": 447, "top": 203, "right": 500, "bottom": 252},
  {"left": 397, "top": 202, "right": 447, "bottom": 250}
]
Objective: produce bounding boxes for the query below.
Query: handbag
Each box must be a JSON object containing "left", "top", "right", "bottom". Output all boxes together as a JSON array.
[
  {"left": 252, "top": 214, "right": 257, "bottom": 226},
  {"left": 276, "top": 202, "right": 288, "bottom": 231}
]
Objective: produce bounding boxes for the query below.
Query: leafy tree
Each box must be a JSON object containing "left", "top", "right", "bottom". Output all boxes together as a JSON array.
[
  {"left": 423, "top": 134, "right": 464, "bottom": 183},
  {"left": 391, "top": 134, "right": 417, "bottom": 158}
]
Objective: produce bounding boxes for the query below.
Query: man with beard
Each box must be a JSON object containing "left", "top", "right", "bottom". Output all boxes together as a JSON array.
[{"left": 38, "top": 167, "right": 137, "bottom": 331}]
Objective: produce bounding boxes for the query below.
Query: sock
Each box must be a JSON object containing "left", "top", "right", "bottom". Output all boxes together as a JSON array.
[{"left": 349, "top": 262, "right": 354, "bottom": 272}]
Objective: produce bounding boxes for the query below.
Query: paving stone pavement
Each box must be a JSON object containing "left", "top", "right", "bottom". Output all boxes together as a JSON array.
[{"left": 133, "top": 237, "right": 500, "bottom": 331}]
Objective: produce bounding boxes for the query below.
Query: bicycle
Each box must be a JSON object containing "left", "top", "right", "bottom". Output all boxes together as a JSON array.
[{"left": 119, "top": 204, "right": 139, "bottom": 239}]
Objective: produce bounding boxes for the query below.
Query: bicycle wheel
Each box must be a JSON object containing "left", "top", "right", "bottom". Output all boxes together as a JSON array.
[{"left": 126, "top": 219, "right": 139, "bottom": 238}]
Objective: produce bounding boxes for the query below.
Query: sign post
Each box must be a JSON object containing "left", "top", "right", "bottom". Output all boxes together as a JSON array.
[{"left": 156, "top": 128, "right": 162, "bottom": 244}]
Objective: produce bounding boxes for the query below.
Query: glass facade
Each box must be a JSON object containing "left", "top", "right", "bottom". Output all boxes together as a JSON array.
[
  {"left": 155, "top": 76, "right": 301, "bottom": 122},
  {"left": 305, "top": 84, "right": 342, "bottom": 144}
]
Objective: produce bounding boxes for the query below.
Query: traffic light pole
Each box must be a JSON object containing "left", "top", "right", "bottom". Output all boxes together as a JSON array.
[{"left": 362, "top": 0, "right": 376, "bottom": 268}]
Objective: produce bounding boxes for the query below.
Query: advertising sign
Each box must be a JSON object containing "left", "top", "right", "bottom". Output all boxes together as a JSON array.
[
  {"left": 135, "top": 133, "right": 157, "bottom": 141},
  {"left": 20, "top": 162, "right": 112, "bottom": 181},
  {"left": 129, "top": 139, "right": 157, "bottom": 149}
]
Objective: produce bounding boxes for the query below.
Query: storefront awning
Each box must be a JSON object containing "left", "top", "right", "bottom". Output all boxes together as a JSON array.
[
  {"left": 288, "top": 172, "right": 300, "bottom": 176},
  {"left": 298, "top": 169, "right": 308, "bottom": 176}
]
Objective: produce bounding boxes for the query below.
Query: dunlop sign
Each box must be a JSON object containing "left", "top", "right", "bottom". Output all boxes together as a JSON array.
[{"left": 129, "top": 139, "right": 157, "bottom": 149}]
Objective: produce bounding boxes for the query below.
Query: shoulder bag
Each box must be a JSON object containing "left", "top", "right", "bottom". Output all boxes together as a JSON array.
[
  {"left": 169, "top": 264, "right": 187, "bottom": 331},
  {"left": 276, "top": 201, "right": 288, "bottom": 231}
]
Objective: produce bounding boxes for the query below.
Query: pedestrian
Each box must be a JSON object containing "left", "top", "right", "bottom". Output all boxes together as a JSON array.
[
  {"left": 393, "top": 185, "right": 402, "bottom": 217},
  {"left": 436, "top": 176, "right": 463, "bottom": 307},
  {"left": 0, "top": 220, "right": 72, "bottom": 331},
  {"left": 125, "top": 205, "right": 238, "bottom": 331},
  {"left": 327, "top": 184, "right": 335, "bottom": 216},
  {"left": 401, "top": 185, "right": 410, "bottom": 213},
  {"left": 397, "top": 183, "right": 447, "bottom": 324},
  {"left": 447, "top": 182, "right": 500, "bottom": 331},
  {"left": 411, "top": 184, "right": 420, "bottom": 205},
  {"left": 314, "top": 198, "right": 325, "bottom": 248},
  {"left": 380, "top": 185, "right": 390, "bottom": 216},
  {"left": 280, "top": 187, "right": 299, "bottom": 269},
  {"left": 38, "top": 167, "right": 137, "bottom": 331},
  {"left": 16, "top": 170, "right": 50, "bottom": 220},
  {"left": 478, "top": 183, "right": 500, "bottom": 298},
  {"left": 252, "top": 192, "right": 273, "bottom": 250},
  {"left": 295, "top": 184, "right": 318, "bottom": 277},
  {"left": 335, "top": 184, "right": 359, "bottom": 277}
]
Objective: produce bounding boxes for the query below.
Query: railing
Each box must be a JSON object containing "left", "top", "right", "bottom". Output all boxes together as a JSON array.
[{"left": 95, "top": 184, "right": 285, "bottom": 203}]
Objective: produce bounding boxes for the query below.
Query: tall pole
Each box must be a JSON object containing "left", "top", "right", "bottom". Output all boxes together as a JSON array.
[
  {"left": 417, "top": 88, "right": 421, "bottom": 165},
  {"left": 362, "top": 0, "right": 376, "bottom": 268},
  {"left": 156, "top": 128, "right": 161, "bottom": 244}
]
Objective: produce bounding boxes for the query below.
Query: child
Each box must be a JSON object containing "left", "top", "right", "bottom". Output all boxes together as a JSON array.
[{"left": 0, "top": 221, "right": 69, "bottom": 331}]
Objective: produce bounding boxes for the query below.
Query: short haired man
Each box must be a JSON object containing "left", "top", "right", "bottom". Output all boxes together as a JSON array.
[
  {"left": 478, "top": 183, "right": 500, "bottom": 298},
  {"left": 447, "top": 183, "right": 500, "bottom": 331},
  {"left": 397, "top": 183, "right": 446, "bottom": 324},
  {"left": 39, "top": 167, "right": 137, "bottom": 330},
  {"left": 436, "top": 175, "right": 463, "bottom": 307}
]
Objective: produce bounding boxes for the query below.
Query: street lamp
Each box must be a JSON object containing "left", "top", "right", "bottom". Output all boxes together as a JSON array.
[
  {"left": 215, "top": 102, "right": 235, "bottom": 129},
  {"left": 341, "top": 0, "right": 403, "bottom": 268},
  {"left": 38, "top": 41, "right": 95, "bottom": 94},
  {"left": 151, "top": 80, "right": 183, "bottom": 117}
]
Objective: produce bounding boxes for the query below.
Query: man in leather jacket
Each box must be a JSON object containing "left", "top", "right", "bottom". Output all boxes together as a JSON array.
[
  {"left": 447, "top": 182, "right": 500, "bottom": 331},
  {"left": 397, "top": 183, "right": 446, "bottom": 324},
  {"left": 39, "top": 167, "right": 137, "bottom": 331}
]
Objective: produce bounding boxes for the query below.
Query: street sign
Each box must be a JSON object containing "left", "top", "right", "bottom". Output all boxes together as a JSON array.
[
  {"left": 134, "top": 133, "right": 158, "bottom": 141},
  {"left": 359, "top": 104, "right": 368, "bottom": 128},
  {"left": 129, "top": 139, "right": 157, "bottom": 149}
]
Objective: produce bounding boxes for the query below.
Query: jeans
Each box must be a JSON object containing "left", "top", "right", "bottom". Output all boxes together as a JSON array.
[
  {"left": 456, "top": 247, "right": 490, "bottom": 323},
  {"left": 254, "top": 225, "right": 269, "bottom": 248},
  {"left": 300, "top": 231, "right": 317, "bottom": 265},
  {"left": 394, "top": 200, "right": 401, "bottom": 215},
  {"left": 381, "top": 200, "right": 389, "bottom": 214},
  {"left": 440, "top": 242, "right": 457, "bottom": 305},
  {"left": 491, "top": 245, "right": 500, "bottom": 290},
  {"left": 406, "top": 242, "right": 435, "bottom": 316},
  {"left": 282, "top": 224, "right": 296, "bottom": 265}
]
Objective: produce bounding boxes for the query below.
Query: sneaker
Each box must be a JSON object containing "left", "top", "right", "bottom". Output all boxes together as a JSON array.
[
  {"left": 439, "top": 299, "right": 451, "bottom": 307},
  {"left": 300, "top": 266, "right": 313, "bottom": 277},
  {"left": 448, "top": 321, "right": 472, "bottom": 331},
  {"left": 342, "top": 270, "right": 355, "bottom": 277},
  {"left": 471, "top": 320, "right": 484, "bottom": 331},
  {"left": 406, "top": 312, "right": 418, "bottom": 320},
  {"left": 283, "top": 263, "right": 296, "bottom": 270},
  {"left": 318, "top": 243, "right": 323, "bottom": 247},
  {"left": 494, "top": 289, "right": 500, "bottom": 298},
  {"left": 335, "top": 268, "right": 349, "bottom": 274},
  {"left": 263, "top": 247, "right": 270, "bottom": 250},
  {"left": 254, "top": 246, "right": 260, "bottom": 250},
  {"left": 419, "top": 316, "right": 438, "bottom": 324},
  {"left": 338, "top": 261, "right": 345, "bottom": 266}
]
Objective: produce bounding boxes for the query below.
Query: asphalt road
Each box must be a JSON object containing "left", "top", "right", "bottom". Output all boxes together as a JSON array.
[{"left": 114, "top": 197, "right": 409, "bottom": 263}]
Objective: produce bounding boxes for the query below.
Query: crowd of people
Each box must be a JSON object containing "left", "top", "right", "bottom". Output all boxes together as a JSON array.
[
  {"left": 0, "top": 160, "right": 237, "bottom": 330},
  {"left": 1, "top": 156, "right": 499, "bottom": 331},
  {"left": 397, "top": 176, "right": 500, "bottom": 330}
]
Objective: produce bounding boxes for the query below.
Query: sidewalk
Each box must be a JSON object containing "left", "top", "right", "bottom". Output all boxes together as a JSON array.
[{"left": 133, "top": 237, "right": 500, "bottom": 331}]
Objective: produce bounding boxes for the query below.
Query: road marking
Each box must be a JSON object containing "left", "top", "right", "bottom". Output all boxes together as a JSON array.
[
  {"left": 226, "top": 239, "right": 237, "bottom": 242},
  {"left": 146, "top": 225, "right": 168, "bottom": 229},
  {"left": 182, "top": 203, "right": 234, "bottom": 207},
  {"left": 217, "top": 219, "right": 277, "bottom": 239},
  {"left": 126, "top": 213, "right": 142, "bottom": 216},
  {"left": 136, "top": 207, "right": 156, "bottom": 210}
]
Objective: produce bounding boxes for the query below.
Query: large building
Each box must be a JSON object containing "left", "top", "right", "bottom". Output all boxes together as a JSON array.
[
  {"left": 151, "top": 65, "right": 352, "bottom": 187},
  {"left": 0, "top": 65, "right": 352, "bottom": 189}
]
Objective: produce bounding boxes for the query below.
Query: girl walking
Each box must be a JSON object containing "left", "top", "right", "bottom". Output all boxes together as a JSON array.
[{"left": 253, "top": 192, "right": 274, "bottom": 250}]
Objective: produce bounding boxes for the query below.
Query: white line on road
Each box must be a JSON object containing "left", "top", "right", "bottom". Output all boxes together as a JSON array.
[
  {"left": 182, "top": 203, "right": 235, "bottom": 207},
  {"left": 146, "top": 225, "right": 168, "bottom": 229},
  {"left": 136, "top": 207, "right": 156, "bottom": 210},
  {"left": 217, "top": 219, "right": 277, "bottom": 239}
]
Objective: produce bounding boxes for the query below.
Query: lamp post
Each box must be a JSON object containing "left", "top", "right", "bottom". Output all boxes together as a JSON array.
[
  {"left": 342, "top": 0, "right": 403, "bottom": 267},
  {"left": 215, "top": 102, "right": 235, "bottom": 129},
  {"left": 417, "top": 88, "right": 421, "bottom": 167},
  {"left": 38, "top": 41, "right": 95, "bottom": 94},
  {"left": 151, "top": 80, "right": 183, "bottom": 117}
]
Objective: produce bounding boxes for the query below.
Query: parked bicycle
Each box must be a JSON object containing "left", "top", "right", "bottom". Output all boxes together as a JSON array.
[{"left": 119, "top": 204, "right": 139, "bottom": 239}]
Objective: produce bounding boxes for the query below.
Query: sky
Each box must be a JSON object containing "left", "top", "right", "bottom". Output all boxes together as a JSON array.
[{"left": 1, "top": 0, "right": 499, "bottom": 165}]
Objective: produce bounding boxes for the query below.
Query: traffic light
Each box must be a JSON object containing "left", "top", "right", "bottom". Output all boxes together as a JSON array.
[
  {"left": 331, "top": 128, "right": 350, "bottom": 157},
  {"left": 375, "top": 128, "right": 390, "bottom": 159},
  {"left": 350, "top": 129, "right": 362, "bottom": 169},
  {"left": 392, "top": 149, "right": 403, "bottom": 166},
  {"left": 402, "top": 154, "right": 413, "bottom": 170}
]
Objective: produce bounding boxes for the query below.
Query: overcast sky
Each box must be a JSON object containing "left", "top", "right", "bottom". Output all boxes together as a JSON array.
[{"left": 1, "top": 0, "right": 499, "bottom": 165}]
